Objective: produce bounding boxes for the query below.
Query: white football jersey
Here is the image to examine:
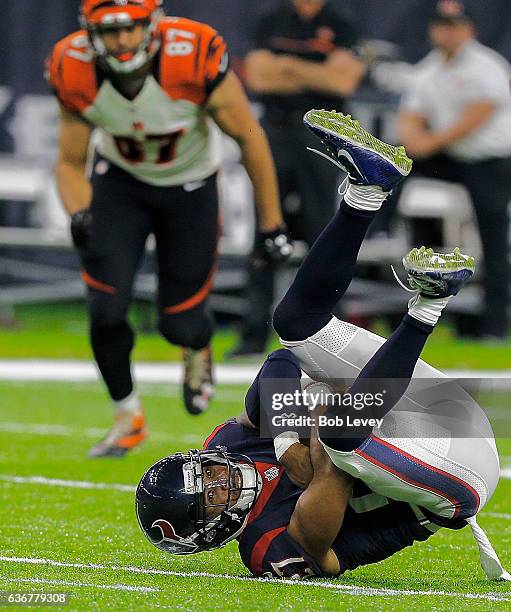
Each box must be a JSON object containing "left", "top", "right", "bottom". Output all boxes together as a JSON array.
[{"left": 48, "top": 18, "right": 229, "bottom": 186}]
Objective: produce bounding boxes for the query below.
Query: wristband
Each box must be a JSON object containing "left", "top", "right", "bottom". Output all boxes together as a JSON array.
[{"left": 274, "top": 431, "right": 300, "bottom": 461}]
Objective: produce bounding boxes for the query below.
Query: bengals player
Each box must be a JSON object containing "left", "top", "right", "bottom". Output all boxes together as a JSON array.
[{"left": 46, "top": 0, "right": 291, "bottom": 457}]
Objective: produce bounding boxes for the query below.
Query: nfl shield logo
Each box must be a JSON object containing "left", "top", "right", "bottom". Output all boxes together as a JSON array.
[{"left": 264, "top": 467, "right": 280, "bottom": 482}]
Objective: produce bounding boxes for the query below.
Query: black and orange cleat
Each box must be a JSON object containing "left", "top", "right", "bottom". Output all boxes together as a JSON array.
[
  {"left": 182, "top": 346, "right": 214, "bottom": 415},
  {"left": 88, "top": 410, "right": 147, "bottom": 458}
]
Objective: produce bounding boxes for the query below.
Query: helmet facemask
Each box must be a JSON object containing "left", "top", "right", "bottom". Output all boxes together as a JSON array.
[
  {"left": 191, "top": 449, "right": 261, "bottom": 550},
  {"left": 80, "top": 1, "right": 163, "bottom": 75},
  {"left": 136, "top": 449, "right": 261, "bottom": 556}
]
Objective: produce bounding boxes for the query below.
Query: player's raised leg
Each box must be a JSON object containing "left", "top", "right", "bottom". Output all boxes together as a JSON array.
[
  {"left": 314, "top": 248, "right": 508, "bottom": 581},
  {"left": 273, "top": 110, "right": 413, "bottom": 379},
  {"left": 320, "top": 245, "right": 475, "bottom": 451}
]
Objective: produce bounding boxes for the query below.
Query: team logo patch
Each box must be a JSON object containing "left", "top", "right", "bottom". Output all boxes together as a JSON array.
[
  {"left": 264, "top": 467, "right": 280, "bottom": 482},
  {"left": 151, "top": 519, "right": 198, "bottom": 552}
]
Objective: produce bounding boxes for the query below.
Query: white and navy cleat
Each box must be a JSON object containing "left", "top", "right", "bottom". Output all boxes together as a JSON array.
[
  {"left": 403, "top": 246, "right": 475, "bottom": 299},
  {"left": 303, "top": 109, "right": 413, "bottom": 192}
]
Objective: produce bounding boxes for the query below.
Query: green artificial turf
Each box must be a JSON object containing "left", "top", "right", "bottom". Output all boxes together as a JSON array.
[
  {"left": 0, "top": 302, "right": 510, "bottom": 369},
  {"left": 0, "top": 381, "right": 510, "bottom": 610}
]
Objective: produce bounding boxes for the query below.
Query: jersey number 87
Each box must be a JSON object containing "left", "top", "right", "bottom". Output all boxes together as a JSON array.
[{"left": 114, "top": 129, "right": 185, "bottom": 164}]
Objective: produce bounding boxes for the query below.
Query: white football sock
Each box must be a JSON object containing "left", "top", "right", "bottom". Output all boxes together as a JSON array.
[
  {"left": 407, "top": 295, "right": 451, "bottom": 327},
  {"left": 344, "top": 183, "right": 389, "bottom": 212},
  {"left": 114, "top": 390, "right": 141, "bottom": 414}
]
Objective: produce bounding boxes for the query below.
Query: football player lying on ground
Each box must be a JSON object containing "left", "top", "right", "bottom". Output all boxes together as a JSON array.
[{"left": 136, "top": 111, "right": 509, "bottom": 581}]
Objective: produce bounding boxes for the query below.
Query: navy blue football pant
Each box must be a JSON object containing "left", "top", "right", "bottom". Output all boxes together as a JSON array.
[{"left": 269, "top": 199, "right": 435, "bottom": 451}]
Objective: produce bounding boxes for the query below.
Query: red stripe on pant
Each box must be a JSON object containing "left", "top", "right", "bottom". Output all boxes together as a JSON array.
[{"left": 356, "top": 435, "right": 480, "bottom": 517}]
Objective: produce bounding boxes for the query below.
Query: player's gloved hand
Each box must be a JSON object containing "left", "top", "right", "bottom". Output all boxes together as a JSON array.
[
  {"left": 70, "top": 209, "right": 93, "bottom": 250},
  {"left": 252, "top": 226, "right": 293, "bottom": 267},
  {"left": 279, "top": 442, "right": 314, "bottom": 489}
]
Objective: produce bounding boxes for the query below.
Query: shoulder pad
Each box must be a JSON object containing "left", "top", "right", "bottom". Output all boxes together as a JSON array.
[
  {"left": 46, "top": 31, "right": 98, "bottom": 114},
  {"left": 159, "top": 16, "right": 216, "bottom": 36},
  {"left": 157, "top": 18, "right": 229, "bottom": 105}
]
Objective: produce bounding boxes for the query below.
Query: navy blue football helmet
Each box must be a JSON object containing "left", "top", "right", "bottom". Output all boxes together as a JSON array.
[{"left": 136, "top": 448, "right": 261, "bottom": 554}]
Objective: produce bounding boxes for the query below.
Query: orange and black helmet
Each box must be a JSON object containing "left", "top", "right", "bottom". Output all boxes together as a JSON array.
[{"left": 80, "top": 0, "right": 164, "bottom": 74}]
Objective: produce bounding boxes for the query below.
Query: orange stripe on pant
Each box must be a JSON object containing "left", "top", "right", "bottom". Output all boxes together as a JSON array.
[
  {"left": 163, "top": 265, "right": 216, "bottom": 315},
  {"left": 81, "top": 271, "right": 117, "bottom": 295}
]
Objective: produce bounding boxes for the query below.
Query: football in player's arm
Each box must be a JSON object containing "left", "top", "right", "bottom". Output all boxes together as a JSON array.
[{"left": 237, "top": 407, "right": 352, "bottom": 575}]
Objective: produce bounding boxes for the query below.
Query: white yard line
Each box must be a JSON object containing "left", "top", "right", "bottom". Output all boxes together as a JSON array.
[
  {"left": 3, "top": 472, "right": 510, "bottom": 527},
  {"left": 0, "top": 360, "right": 258, "bottom": 384},
  {"left": 0, "top": 360, "right": 510, "bottom": 386},
  {"left": 0, "top": 475, "right": 136, "bottom": 492},
  {"left": 1, "top": 459, "right": 511, "bottom": 495},
  {"left": 483, "top": 512, "right": 511, "bottom": 520},
  {"left": 0, "top": 379, "right": 243, "bottom": 402},
  {"left": 5, "top": 576, "right": 159, "bottom": 593},
  {"left": 0, "top": 556, "right": 508, "bottom": 601},
  {"left": 0, "top": 422, "right": 202, "bottom": 445}
]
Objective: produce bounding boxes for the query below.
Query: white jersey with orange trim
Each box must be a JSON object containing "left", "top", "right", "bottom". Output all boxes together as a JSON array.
[{"left": 47, "top": 17, "right": 229, "bottom": 186}]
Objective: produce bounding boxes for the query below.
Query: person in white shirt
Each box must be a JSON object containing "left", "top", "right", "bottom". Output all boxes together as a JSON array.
[{"left": 394, "top": 0, "right": 511, "bottom": 339}]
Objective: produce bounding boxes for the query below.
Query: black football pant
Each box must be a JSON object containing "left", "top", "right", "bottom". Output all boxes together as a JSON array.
[
  {"left": 374, "top": 154, "right": 511, "bottom": 337},
  {"left": 237, "top": 116, "right": 341, "bottom": 351},
  {"left": 81, "top": 161, "right": 219, "bottom": 401}
]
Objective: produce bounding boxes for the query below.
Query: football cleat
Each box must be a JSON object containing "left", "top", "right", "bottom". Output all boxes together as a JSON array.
[
  {"left": 403, "top": 246, "right": 475, "bottom": 298},
  {"left": 88, "top": 410, "right": 147, "bottom": 458},
  {"left": 303, "top": 109, "right": 412, "bottom": 192},
  {"left": 183, "top": 347, "right": 214, "bottom": 415}
]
